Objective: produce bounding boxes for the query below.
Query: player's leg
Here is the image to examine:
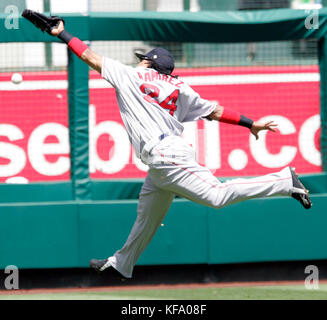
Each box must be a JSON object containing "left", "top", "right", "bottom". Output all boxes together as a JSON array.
[
  {"left": 148, "top": 136, "right": 308, "bottom": 209},
  {"left": 90, "top": 175, "right": 175, "bottom": 279},
  {"left": 151, "top": 162, "right": 292, "bottom": 209}
]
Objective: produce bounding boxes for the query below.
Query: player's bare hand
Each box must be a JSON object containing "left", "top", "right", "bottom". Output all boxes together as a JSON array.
[
  {"left": 250, "top": 120, "right": 278, "bottom": 140},
  {"left": 51, "top": 21, "right": 65, "bottom": 36}
]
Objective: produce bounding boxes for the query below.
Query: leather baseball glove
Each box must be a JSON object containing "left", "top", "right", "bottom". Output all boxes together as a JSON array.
[{"left": 22, "top": 9, "right": 64, "bottom": 35}]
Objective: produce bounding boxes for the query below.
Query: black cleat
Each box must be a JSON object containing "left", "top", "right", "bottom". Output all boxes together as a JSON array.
[
  {"left": 90, "top": 258, "right": 111, "bottom": 273},
  {"left": 290, "top": 167, "right": 312, "bottom": 209},
  {"left": 90, "top": 258, "right": 127, "bottom": 281}
]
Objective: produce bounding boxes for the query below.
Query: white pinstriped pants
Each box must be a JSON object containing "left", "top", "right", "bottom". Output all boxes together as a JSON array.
[{"left": 108, "top": 136, "right": 293, "bottom": 278}]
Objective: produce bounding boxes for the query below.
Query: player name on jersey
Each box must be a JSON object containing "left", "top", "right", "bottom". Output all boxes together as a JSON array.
[{"left": 137, "top": 70, "right": 184, "bottom": 88}]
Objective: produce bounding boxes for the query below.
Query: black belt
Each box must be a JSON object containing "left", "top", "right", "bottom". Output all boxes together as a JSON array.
[{"left": 159, "top": 133, "right": 169, "bottom": 141}]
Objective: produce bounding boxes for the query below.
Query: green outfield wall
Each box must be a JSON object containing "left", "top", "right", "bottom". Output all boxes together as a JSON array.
[
  {"left": 1, "top": 192, "right": 326, "bottom": 269},
  {"left": 0, "top": 174, "right": 326, "bottom": 269}
]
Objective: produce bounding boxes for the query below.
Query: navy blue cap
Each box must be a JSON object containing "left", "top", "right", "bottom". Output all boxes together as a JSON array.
[{"left": 135, "top": 47, "right": 175, "bottom": 75}]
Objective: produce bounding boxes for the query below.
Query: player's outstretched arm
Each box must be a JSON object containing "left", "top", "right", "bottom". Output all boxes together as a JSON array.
[
  {"left": 207, "top": 104, "right": 277, "bottom": 140},
  {"left": 51, "top": 21, "right": 102, "bottom": 73}
]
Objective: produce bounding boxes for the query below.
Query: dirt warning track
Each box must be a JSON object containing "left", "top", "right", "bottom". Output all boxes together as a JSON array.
[{"left": 1, "top": 280, "right": 326, "bottom": 295}]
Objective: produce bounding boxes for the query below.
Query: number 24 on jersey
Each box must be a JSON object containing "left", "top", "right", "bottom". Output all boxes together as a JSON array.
[{"left": 140, "top": 83, "right": 179, "bottom": 116}]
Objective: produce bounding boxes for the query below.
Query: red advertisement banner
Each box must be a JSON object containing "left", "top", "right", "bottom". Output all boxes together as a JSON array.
[{"left": 0, "top": 66, "right": 321, "bottom": 183}]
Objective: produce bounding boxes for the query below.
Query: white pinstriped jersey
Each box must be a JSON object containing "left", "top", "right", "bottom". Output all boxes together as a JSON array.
[{"left": 101, "top": 57, "right": 216, "bottom": 158}]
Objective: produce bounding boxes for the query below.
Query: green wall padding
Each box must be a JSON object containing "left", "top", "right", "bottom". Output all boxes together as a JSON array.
[
  {"left": 2, "top": 9, "right": 327, "bottom": 43},
  {"left": 0, "top": 203, "right": 79, "bottom": 269},
  {"left": 208, "top": 194, "right": 327, "bottom": 264},
  {"left": 1, "top": 195, "right": 326, "bottom": 269}
]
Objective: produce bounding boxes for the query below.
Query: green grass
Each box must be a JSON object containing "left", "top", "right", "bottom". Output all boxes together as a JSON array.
[{"left": 1, "top": 284, "right": 327, "bottom": 300}]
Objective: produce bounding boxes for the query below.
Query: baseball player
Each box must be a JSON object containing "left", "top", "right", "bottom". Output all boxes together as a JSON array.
[{"left": 23, "top": 13, "right": 312, "bottom": 280}]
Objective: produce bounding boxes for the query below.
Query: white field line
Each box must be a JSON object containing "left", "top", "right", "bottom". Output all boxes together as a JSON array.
[{"left": 0, "top": 73, "right": 320, "bottom": 91}]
